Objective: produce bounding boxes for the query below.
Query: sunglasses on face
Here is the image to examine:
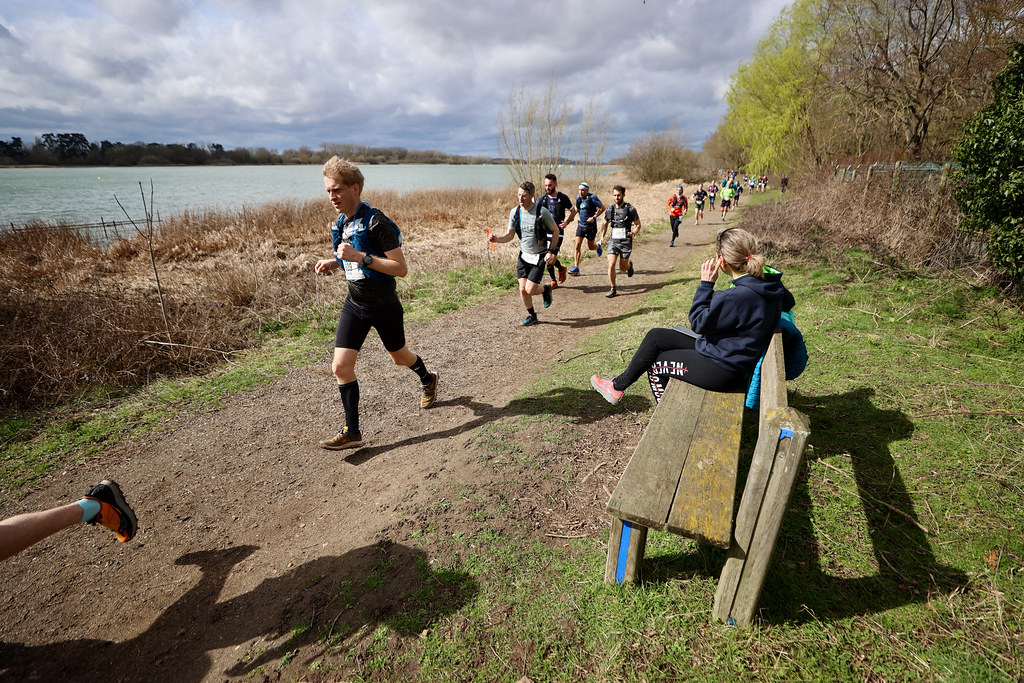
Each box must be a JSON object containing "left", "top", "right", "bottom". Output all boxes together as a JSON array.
[{"left": 716, "top": 227, "right": 735, "bottom": 253}]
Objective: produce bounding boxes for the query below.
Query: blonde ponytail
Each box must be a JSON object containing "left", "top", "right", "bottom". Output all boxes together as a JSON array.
[{"left": 717, "top": 228, "right": 766, "bottom": 279}]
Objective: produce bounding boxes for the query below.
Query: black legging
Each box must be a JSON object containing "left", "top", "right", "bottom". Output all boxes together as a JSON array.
[{"left": 612, "top": 328, "right": 747, "bottom": 402}]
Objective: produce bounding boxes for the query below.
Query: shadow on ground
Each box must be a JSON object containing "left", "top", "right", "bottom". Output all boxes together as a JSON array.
[
  {"left": 347, "top": 387, "right": 653, "bottom": 466},
  {"left": 0, "top": 540, "right": 477, "bottom": 682},
  {"left": 641, "top": 386, "right": 968, "bottom": 623}
]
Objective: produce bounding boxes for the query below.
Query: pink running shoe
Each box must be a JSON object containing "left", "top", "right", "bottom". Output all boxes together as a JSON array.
[{"left": 591, "top": 375, "right": 623, "bottom": 405}]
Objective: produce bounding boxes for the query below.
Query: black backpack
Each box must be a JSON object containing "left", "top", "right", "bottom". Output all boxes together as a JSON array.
[
  {"left": 512, "top": 203, "right": 548, "bottom": 242},
  {"left": 608, "top": 202, "right": 636, "bottom": 231}
]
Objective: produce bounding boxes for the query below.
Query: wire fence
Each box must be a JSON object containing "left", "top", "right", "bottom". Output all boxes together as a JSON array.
[
  {"left": 833, "top": 160, "right": 958, "bottom": 201},
  {"left": 833, "top": 160, "right": 957, "bottom": 181},
  {"left": 832, "top": 161, "right": 994, "bottom": 262}
]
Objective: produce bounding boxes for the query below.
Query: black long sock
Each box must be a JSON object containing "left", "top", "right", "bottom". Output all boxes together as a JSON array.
[
  {"left": 338, "top": 381, "right": 359, "bottom": 433},
  {"left": 408, "top": 356, "right": 431, "bottom": 383}
]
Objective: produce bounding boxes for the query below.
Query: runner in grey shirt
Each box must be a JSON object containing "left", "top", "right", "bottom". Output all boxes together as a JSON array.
[{"left": 488, "top": 181, "right": 559, "bottom": 326}]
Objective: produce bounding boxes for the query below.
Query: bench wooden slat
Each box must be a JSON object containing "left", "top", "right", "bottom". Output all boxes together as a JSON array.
[
  {"left": 665, "top": 389, "right": 744, "bottom": 547},
  {"left": 605, "top": 379, "right": 707, "bottom": 530},
  {"left": 712, "top": 407, "right": 810, "bottom": 626}
]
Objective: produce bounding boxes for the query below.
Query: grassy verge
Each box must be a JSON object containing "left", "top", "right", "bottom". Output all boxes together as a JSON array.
[
  {"left": 0, "top": 262, "right": 519, "bottom": 491},
  {"left": 392, "top": 248, "right": 1023, "bottom": 681}
]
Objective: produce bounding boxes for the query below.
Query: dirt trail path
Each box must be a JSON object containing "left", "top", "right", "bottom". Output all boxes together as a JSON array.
[{"left": 0, "top": 212, "right": 730, "bottom": 681}]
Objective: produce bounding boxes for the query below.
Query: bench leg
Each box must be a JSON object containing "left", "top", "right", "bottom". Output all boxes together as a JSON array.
[{"left": 605, "top": 518, "right": 648, "bottom": 584}]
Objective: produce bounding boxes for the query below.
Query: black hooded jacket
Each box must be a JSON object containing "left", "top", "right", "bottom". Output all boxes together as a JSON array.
[{"left": 689, "top": 269, "right": 795, "bottom": 374}]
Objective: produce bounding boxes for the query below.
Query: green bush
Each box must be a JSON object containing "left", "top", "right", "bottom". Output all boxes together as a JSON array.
[
  {"left": 952, "top": 43, "right": 1024, "bottom": 283},
  {"left": 623, "top": 129, "right": 700, "bottom": 184}
]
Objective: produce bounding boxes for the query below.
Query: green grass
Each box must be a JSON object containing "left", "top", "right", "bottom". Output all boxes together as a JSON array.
[{"left": 402, "top": 247, "right": 1023, "bottom": 681}]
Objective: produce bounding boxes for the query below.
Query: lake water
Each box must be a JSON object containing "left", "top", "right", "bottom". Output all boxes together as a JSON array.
[{"left": 0, "top": 164, "right": 521, "bottom": 230}]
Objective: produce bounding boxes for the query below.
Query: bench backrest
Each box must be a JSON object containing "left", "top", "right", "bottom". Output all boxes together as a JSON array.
[
  {"left": 713, "top": 328, "right": 811, "bottom": 626},
  {"left": 760, "top": 330, "right": 787, "bottom": 413}
]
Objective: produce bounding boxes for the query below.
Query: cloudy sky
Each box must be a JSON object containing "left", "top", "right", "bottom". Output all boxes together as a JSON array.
[{"left": 0, "top": 0, "right": 790, "bottom": 159}]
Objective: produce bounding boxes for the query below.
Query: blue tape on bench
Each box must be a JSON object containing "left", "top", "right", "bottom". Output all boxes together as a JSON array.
[
  {"left": 616, "top": 521, "right": 633, "bottom": 584},
  {"left": 779, "top": 428, "right": 794, "bottom": 440}
]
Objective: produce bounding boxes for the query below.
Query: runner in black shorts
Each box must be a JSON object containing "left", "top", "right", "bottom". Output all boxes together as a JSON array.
[
  {"left": 489, "top": 181, "right": 559, "bottom": 326},
  {"left": 720, "top": 184, "right": 734, "bottom": 221},
  {"left": 536, "top": 173, "right": 575, "bottom": 289},
  {"left": 599, "top": 184, "right": 642, "bottom": 298},
  {"left": 314, "top": 157, "right": 438, "bottom": 450},
  {"left": 569, "top": 182, "right": 604, "bottom": 276},
  {"left": 692, "top": 184, "right": 707, "bottom": 225}
]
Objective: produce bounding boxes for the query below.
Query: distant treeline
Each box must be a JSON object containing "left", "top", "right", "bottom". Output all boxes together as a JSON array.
[{"left": 0, "top": 134, "right": 497, "bottom": 167}]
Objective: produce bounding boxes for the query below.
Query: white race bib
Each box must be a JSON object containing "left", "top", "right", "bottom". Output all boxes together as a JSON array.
[
  {"left": 520, "top": 251, "right": 543, "bottom": 265},
  {"left": 612, "top": 227, "right": 627, "bottom": 240}
]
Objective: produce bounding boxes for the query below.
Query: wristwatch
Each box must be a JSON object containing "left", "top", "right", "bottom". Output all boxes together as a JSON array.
[{"left": 362, "top": 253, "right": 373, "bottom": 266}]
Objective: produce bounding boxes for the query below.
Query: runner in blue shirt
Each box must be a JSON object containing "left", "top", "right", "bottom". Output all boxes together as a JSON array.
[
  {"left": 315, "top": 157, "right": 439, "bottom": 450},
  {"left": 568, "top": 182, "right": 604, "bottom": 276}
]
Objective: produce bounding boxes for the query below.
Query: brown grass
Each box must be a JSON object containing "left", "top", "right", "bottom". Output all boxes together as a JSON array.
[
  {"left": 1, "top": 178, "right": 680, "bottom": 410},
  {"left": 740, "top": 175, "right": 992, "bottom": 278}
]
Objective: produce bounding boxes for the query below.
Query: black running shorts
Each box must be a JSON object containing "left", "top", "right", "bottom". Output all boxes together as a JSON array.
[
  {"left": 335, "top": 296, "right": 406, "bottom": 352},
  {"left": 575, "top": 223, "right": 597, "bottom": 240},
  {"left": 516, "top": 253, "right": 547, "bottom": 284}
]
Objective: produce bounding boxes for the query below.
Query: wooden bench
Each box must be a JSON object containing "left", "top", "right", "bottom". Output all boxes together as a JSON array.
[
  {"left": 604, "top": 331, "right": 810, "bottom": 626},
  {"left": 604, "top": 365, "right": 747, "bottom": 582}
]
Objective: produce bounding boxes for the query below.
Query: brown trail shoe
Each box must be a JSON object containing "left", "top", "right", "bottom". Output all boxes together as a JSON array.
[
  {"left": 420, "top": 372, "right": 439, "bottom": 409},
  {"left": 320, "top": 427, "right": 364, "bottom": 450}
]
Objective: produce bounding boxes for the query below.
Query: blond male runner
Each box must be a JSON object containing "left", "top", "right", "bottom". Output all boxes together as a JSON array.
[{"left": 314, "top": 157, "right": 438, "bottom": 450}]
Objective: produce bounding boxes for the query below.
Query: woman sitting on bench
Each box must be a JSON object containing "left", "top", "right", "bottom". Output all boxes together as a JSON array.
[{"left": 591, "top": 227, "right": 794, "bottom": 404}]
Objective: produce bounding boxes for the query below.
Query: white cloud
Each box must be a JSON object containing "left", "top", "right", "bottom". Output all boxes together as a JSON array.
[{"left": 0, "top": 0, "right": 793, "bottom": 155}]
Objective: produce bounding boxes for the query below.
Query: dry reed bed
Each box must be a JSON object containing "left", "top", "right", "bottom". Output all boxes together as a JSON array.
[
  {"left": 2, "top": 177, "right": 678, "bottom": 409},
  {"left": 743, "top": 176, "right": 978, "bottom": 274}
]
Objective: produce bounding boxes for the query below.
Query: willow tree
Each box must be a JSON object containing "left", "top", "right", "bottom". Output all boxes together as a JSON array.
[{"left": 719, "top": 0, "right": 833, "bottom": 174}]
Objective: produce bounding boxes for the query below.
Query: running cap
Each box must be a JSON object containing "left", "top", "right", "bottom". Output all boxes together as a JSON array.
[
  {"left": 677, "top": 184, "right": 684, "bottom": 189},
  {"left": 579, "top": 182, "right": 589, "bottom": 189}
]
